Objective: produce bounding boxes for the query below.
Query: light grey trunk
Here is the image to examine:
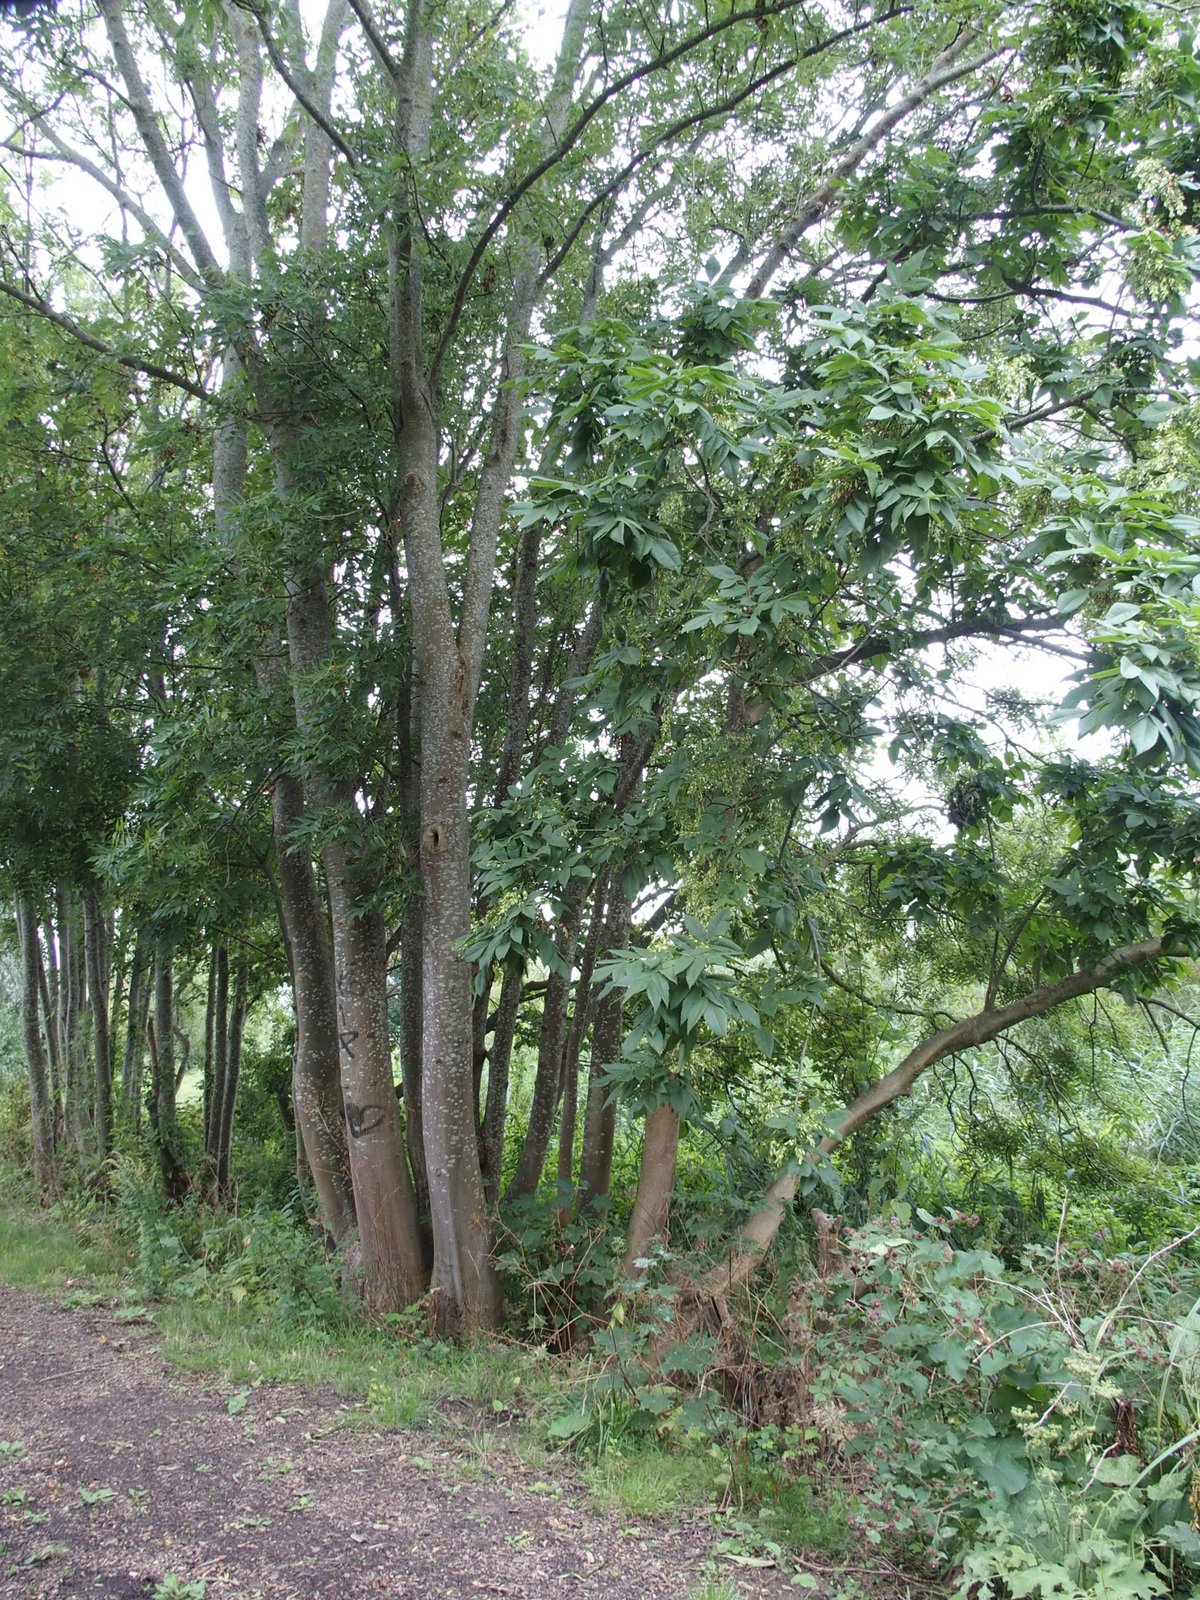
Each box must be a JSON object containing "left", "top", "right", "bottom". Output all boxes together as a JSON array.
[
  {"left": 57, "top": 886, "right": 89, "bottom": 1156},
  {"left": 82, "top": 884, "right": 111, "bottom": 1162},
  {"left": 16, "top": 896, "right": 56, "bottom": 1192},
  {"left": 273, "top": 772, "right": 357, "bottom": 1242},
  {"left": 215, "top": 964, "right": 247, "bottom": 1195},
  {"left": 204, "top": 945, "right": 229, "bottom": 1182},
  {"left": 121, "top": 927, "right": 151, "bottom": 1125},
  {"left": 480, "top": 965, "right": 522, "bottom": 1208}
]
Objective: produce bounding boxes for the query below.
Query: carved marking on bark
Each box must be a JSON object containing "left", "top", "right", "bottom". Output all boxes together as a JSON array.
[
  {"left": 338, "top": 1027, "right": 359, "bottom": 1058},
  {"left": 345, "top": 1102, "right": 384, "bottom": 1138}
]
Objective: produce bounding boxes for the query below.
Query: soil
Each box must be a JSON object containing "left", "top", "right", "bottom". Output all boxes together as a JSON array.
[{"left": 0, "top": 1285, "right": 817, "bottom": 1600}]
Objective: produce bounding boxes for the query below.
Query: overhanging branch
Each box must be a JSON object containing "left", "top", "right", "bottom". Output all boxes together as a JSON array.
[{"left": 0, "top": 277, "right": 211, "bottom": 400}]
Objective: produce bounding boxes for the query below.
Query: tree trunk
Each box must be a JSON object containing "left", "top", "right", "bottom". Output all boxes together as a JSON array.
[
  {"left": 121, "top": 928, "right": 151, "bottom": 1127},
  {"left": 215, "top": 963, "right": 246, "bottom": 1196},
  {"left": 556, "top": 879, "right": 608, "bottom": 1211},
  {"left": 504, "top": 886, "right": 586, "bottom": 1202},
  {"left": 271, "top": 769, "right": 357, "bottom": 1244},
  {"left": 398, "top": 887, "right": 427, "bottom": 1209},
  {"left": 480, "top": 965, "right": 521, "bottom": 1208},
  {"left": 204, "top": 945, "right": 229, "bottom": 1188},
  {"left": 623, "top": 1101, "right": 680, "bottom": 1279},
  {"left": 15, "top": 896, "right": 56, "bottom": 1193},
  {"left": 150, "top": 941, "right": 189, "bottom": 1202},
  {"left": 202, "top": 944, "right": 218, "bottom": 1163},
  {"left": 57, "top": 886, "right": 89, "bottom": 1156},
  {"left": 579, "top": 887, "right": 631, "bottom": 1211},
  {"left": 81, "top": 885, "right": 112, "bottom": 1165},
  {"left": 326, "top": 846, "right": 427, "bottom": 1309}
]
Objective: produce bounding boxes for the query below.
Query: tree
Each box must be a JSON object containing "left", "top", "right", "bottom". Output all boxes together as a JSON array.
[{"left": 0, "top": 0, "right": 1197, "bottom": 1331}]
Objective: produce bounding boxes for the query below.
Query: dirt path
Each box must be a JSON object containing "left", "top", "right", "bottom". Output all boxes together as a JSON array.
[{"left": 0, "top": 1286, "right": 810, "bottom": 1600}]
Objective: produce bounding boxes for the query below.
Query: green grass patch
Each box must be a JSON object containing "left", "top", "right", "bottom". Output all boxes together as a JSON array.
[
  {"left": 0, "top": 1204, "right": 127, "bottom": 1291},
  {"left": 155, "top": 1298, "right": 562, "bottom": 1432},
  {"left": 584, "top": 1443, "right": 722, "bottom": 1519},
  {"left": 718, "top": 1474, "right": 850, "bottom": 1558}
]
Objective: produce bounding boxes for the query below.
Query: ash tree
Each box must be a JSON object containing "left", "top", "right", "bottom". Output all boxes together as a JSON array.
[{"left": 0, "top": 0, "right": 1197, "bottom": 1330}]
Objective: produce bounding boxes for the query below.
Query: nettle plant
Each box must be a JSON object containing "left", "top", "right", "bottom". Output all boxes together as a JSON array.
[{"left": 802, "top": 1215, "right": 1200, "bottom": 1598}]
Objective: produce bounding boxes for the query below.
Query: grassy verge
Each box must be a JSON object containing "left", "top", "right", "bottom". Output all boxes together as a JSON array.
[{"left": 0, "top": 1182, "right": 850, "bottom": 1564}]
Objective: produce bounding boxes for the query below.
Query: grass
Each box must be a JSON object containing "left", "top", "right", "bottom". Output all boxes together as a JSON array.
[
  {"left": 0, "top": 1200, "right": 127, "bottom": 1291},
  {"left": 153, "top": 1298, "right": 562, "bottom": 1434},
  {"left": 585, "top": 1445, "right": 722, "bottom": 1518}
]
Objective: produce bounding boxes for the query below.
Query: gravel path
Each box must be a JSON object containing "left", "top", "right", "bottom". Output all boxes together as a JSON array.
[{"left": 0, "top": 1286, "right": 810, "bottom": 1600}]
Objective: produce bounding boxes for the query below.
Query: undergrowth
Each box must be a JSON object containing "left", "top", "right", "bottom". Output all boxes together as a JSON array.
[{"left": 7, "top": 1155, "right": 1198, "bottom": 1597}]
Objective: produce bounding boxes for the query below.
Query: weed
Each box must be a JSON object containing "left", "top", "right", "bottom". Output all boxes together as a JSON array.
[
  {"left": 686, "top": 1584, "right": 741, "bottom": 1600},
  {"left": 153, "top": 1577, "right": 206, "bottom": 1600},
  {"left": 77, "top": 1487, "right": 116, "bottom": 1506}
]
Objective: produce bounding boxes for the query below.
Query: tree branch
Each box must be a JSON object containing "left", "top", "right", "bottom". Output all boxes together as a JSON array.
[
  {"left": 247, "top": 0, "right": 359, "bottom": 171},
  {"left": 741, "top": 34, "right": 1005, "bottom": 297},
  {"left": 97, "top": 0, "right": 224, "bottom": 286},
  {"left": 701, "top": 933, "right": 1175, "bottom": 1297},
  {"left": 434, "top": 2, "right": 903, "bottom": 370},
  {"left": 0, "top": 276, "right": 210, "bottom": 399}
]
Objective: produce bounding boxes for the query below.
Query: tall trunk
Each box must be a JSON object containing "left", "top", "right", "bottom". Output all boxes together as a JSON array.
[
  {"left": 555, "top": 879, "right": 608, "bottom": 1209},
  {"left": 398, "top": 889, "right": 426, "bottom": 1208},
  {"left": 35, "top": 938, "right": 60, "bottom": 1120},
  {"left": 150, "top": 941, "right": 189, "bottom": 1202},
  {"left": 215, "top": 964, "right": 246, "bottom": 1196},
  {"left": 579, "top": 887, "right": 631, "bottom": 1211},
  {"left": 272, "top": 773, "right": 357, "bottom": 1243},
  {"left": 16, "top": 896, "right": 56, "bottom": 1193},
  {"left": 57, "top": 887, "right": 89, "bottom": 1155},
  {"left": 205, "top": 945, "right": 229, "bottom": 1182},
  {"left": 504, "top": 887, "right": 585, "bottom": 1202},
  {"left": 326, "top": 847, "right": 427, "bottom": 1307},
  {"left": 480, "top": 965, "right": 521, "bottom": 1208},
  {"left": 81, "top": 885, "right": 112, "bottom": 1164},
  {"left": 202, "top": 944, "right": 218, "bottom": 1160},
  {"left": 121, "top": 928, "right": 151, "bottom": 1126},
  {"left": 623, "top": 1101, "right": 680, "bottom": 1279},
  {"left": 393, "top": 256, "right": 502, "bottom": 1331},
  {"left": 212, "top": 337, "right": 356, "bottom": 1244}
]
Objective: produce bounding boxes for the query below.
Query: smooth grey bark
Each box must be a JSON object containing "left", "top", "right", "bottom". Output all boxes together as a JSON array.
[
  {"left": 272, "top": 769, "right": 358, "bottom": 1243},
  {"left": 555, "top": 879, "right": 608, "bottom": 1205},
  {"left": 204, "top": 945, "right": 229, "bottom": 1183},
  {"left": 480, "top": 966, "right": 523, "bottom": 1208},
  {"left": 56, "top": 886, "right": 89, "bottom": 1156},
  {"left": 36, "top": 923, "right": 61, "bottom": 1122},
  {"left": 121, "top": 926, "right": 151, "bottom": 1125},
  {"left": 623, "top": 1100, "right": 680, "bottom": 1278},
  {"left": 202, "top": 945, "right": 218, "bottom": 1159},
  {"left": 81, "top": 884, "right": 112, "bottom": 1163},
  {"left": 213, "top": 353, "right": 356, "bottom": 1244},
  {"left": 215, "top": 963, "right": 247, "bottom": 1196},
  {"left": 15, "top": 896, "right": 56, "bottom": 1192}
]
